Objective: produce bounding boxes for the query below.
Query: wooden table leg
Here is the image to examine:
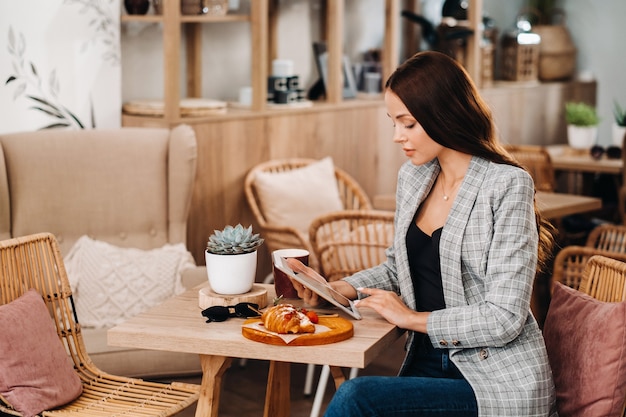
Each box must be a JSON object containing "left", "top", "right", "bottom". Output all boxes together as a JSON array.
[
  {"left": 263, "top": 360, "right": 290, "bottom": 417},
  {"left": 330, "top": 366, "right": 347, "bottom": 388},
  {"left": 196, "top": 355, "right": 232, "bottom": 417}
]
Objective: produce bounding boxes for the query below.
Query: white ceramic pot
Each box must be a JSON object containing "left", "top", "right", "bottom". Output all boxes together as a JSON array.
[
  {"left": 567, "top": 125, "right": 597, "bottom": 149},
  {"left": 205, "top": 250, "right": 257, "bottom": 295},
  {"left": 612, "top": 123, "right": 626, "bottom": 147}
]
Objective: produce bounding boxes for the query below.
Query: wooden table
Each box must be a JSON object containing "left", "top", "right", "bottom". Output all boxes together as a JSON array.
[
  {"left": 546, "top": 144, "right": 622, "bottom": 175},
  {"left": 546, "top": 145, "right": 622, "bottom": 195},
  {"left": 108, "top": 283, "right": 403, "bottom": 417},
  {"left": 534, "top": 191, "right": 602, "bottom": 218},
  {"left": 374, "top": 191, "right": 602, "bottom": 219}
]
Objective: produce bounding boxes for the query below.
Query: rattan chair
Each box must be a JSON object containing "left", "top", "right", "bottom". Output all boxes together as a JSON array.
[
  {"left": 504, "top": 144, "right": 556, "bottom": 192},
  {"left": 586, "top": 223, "right": 626, "bottom": 253},
  {"left": 579, "top": 255, "right": 626, "bottom": 302},
  {"left": 552, "top": 245, "right": 626, "bottom": 291},
  {"left": 244, "top": 158, "right": 372, "bottom": 271},
  {"left": 548, "top": 254, "right": 626, "bottom": 417},
  {"left": 307, "top": 210, "right": 395, "bottom": 417},
  {"left": 309, "top": 210, "right": 395, "bottom": 282},
  {"left": 619, "top": 133, "right": 626, "bottom": 225},
  {"left": 577, "top": 255, "right": 626, "bottom": 417},
  {"left": 0, "top": 233, "right": 200, "bottom": 417}
]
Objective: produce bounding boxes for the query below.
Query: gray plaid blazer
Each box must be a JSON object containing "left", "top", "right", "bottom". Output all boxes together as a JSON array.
[{"left": 344, "top": 156, "right": 557, "bottom": 417}]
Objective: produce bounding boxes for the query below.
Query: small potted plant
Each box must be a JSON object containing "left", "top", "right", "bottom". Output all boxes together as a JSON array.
[
  {"left": 612, "top": 100, "right": 626, "bottom": 147},
  {"left": 565, "top": 102, "right": 600, "bottom": 149},
  {"left": 205, "top": 224, "right": 264, "bottom": 295}
]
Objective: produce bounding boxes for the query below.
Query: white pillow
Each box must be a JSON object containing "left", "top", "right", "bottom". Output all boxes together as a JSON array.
[
  {"left": 253, "top": 157, "right": 343, "bottom": 235},
  {"left": 64, "top": 236, "right": 195, "bottom": 328}
]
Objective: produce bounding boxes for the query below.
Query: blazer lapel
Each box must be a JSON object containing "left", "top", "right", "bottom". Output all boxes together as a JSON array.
[
  {"left": 395, "top": 160, "right": 440, "bottom": 309},
  {"left": 439, "top": 156, "right": 489, "bottom": 307}
]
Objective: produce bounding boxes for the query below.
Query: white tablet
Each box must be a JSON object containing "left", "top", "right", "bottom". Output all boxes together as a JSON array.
[{"left": 274, "top": 257, "right": 362, "bottom": 320}]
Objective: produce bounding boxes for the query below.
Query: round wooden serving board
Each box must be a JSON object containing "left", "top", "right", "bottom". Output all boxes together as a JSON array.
[
  {"left": 242, "top": 317, "right": 353, "bottom": 346},
  {"left": 198, "top": 284, "right": 268, "bottom": 309}
]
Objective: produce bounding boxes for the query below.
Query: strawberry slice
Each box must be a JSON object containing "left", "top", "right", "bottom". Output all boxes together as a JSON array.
[{"left": 305, "top": 310, "right": 319, "bottom": 324}]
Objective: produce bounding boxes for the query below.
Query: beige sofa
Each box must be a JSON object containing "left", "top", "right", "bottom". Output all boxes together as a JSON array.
[{"left": 0, "top": 125, "right": 206, "bottom": 378}]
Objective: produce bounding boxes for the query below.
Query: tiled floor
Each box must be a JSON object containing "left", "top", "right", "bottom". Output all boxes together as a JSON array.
[{"left": 166, "top": 335, "right": 407, "bottom": 417}]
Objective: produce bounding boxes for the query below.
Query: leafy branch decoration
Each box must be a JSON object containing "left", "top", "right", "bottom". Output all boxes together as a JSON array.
[
  {"left": 5, "top": 27, "right": 88, "bottom": 130},
  {"left": 4, "top": 0, "right": 117, "bottom": 130},
  {"left": 65, "top": 0, "right": 120, "bottom": 66}
]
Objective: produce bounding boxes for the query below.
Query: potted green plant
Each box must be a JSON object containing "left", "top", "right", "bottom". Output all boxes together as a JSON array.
[
  {"left": 205, "top": 224, "right": 264, "bottom": 295},
  {"left": 612, "top": 100, "right": 626, "bottom": 147},
  {"left": 565, "top": 102, "right": 600, "bottom": 149}
]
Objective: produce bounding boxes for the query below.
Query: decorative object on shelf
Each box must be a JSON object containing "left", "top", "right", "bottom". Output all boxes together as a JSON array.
[
  {"left": 205, "top": 224, "right": 264, "bottom": 295},
  {"left": 500, "top": 15, "right": 541, "bottom": 82},
  {"left": 267, "top": 59, "right": 308, "bottom": 105},
  {"left": 400, "top": 10, "right": 474, "bottom": 66},
  {"left": 152, "top": 0, "right": 162, "bottom": 15},
  {"left": 311, "top": 42, "right": 357, "bottom": 100},
  {"left": 124, "top": 0, "right": 150, "bottom": 15},
  {"left": 525, "top": 4, "right": 577, "bottom": 81},
  {"left": 122, "top": 98, "right": 227, "bottom": 117},
  {"left": 480, "top": 16, "right": 498, "bottom": 87},
  {"left": 181, "top": 0, "right": 228, "bottom": 16},
  {"left": 612, "top": 100, "right": 626, "bottom": 147},
  {"left": 353, "top": 49, "right": 383, "bottom": 94},
  {"left": 565, "top": 102, "right": 600, "bottom": 149}
]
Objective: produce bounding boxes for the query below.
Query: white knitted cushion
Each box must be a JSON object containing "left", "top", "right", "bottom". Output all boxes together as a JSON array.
[{"left": 64, "top": 236, "right": 195, "bottom": 328}]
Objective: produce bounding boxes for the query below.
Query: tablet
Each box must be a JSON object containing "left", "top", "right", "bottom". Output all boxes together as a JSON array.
[{"left": 274, "top": 257, "right": 362, "bottom": 320}]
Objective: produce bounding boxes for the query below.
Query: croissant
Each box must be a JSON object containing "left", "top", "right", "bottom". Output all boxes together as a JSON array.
[{"left": 261, "top": 304, "right": 315, "bottom": 334}]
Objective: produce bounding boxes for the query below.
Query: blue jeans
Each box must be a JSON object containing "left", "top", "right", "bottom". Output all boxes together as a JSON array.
[{"left": 323, "top": 334, "right": 478, "bottom": 417}]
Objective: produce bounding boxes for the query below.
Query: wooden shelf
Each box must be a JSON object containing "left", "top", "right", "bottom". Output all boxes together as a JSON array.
[
  {"left": 120, "top": 14, "right": 162, "bottom": 23},
  {"left": 121, "top": 13, "right": 250, "bottom": 23},
  {"left": 121, "top": 0, "right": 403, "bottom": 123}
]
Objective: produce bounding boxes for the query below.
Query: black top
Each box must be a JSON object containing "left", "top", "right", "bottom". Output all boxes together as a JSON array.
[{"left": 406, "top": 220, "right": 446, "bottom": 312}]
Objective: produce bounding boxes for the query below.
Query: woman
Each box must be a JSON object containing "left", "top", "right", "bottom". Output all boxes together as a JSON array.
[{"left": 291, "top": 51, "right": 557, "bottom": 417}]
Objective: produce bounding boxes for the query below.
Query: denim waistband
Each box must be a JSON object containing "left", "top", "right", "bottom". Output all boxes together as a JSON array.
[{"left": 403, "top": 333, "right": 464, "bottom": 379}]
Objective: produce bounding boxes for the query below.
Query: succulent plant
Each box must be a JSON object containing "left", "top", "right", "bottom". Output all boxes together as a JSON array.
[
  {"left": 613, "top": 100, "right": 626, "bottom": 127},
  {"left": 206, "top": 224, "right": 264, "bottom": 255}
]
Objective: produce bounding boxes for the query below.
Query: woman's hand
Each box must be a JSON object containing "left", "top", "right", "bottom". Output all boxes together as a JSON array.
[
  {"left": 355, "top": 287, "right": 429, "bottom": 333},
  {"left": 286, "top": 258, "right": 358, "bottom": 307},
  {"left": 285, "top": 258, "right": 324, "bottom": 306}
]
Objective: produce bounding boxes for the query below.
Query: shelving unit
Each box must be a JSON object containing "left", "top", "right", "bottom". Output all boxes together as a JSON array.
[
  {"left": 120, "top": 0, "right": 405, "bottom": 123},
  {"left": 121, "top": 0, "right": 268, "bottom": 120}
]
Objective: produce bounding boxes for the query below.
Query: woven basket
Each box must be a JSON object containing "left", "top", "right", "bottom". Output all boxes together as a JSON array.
[
  {"left": 501, "top": 36, "right": 540, "bottom": 82},
  {"left": 533, "top": 24, "right": 577, "bottom": 81}
]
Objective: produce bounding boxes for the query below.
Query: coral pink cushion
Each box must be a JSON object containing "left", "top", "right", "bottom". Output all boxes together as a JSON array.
[
  {"left": 0, "top": 289, "right": 82, "bottom": 417},
  {"left": 543, "top": 282, "right": 626, "bottom": 417}
]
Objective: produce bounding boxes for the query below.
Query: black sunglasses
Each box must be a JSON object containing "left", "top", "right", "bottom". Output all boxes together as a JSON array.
[
  {"left": 201, "top": 302, "right": 261, "bottom": 323},
  {"left": 590, "top": 145, "right": 622, "bottom": 160}
]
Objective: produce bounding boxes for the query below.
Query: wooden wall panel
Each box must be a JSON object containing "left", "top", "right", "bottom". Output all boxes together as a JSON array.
[
  {"left": 483, "top": 81, "right": 597, "bottom": 146},
  {"left": 122, "top": 80, "right": 597, "bottom": 280},
  {"left": 185, "top": 118, "right": 269, "bottom": 266}
]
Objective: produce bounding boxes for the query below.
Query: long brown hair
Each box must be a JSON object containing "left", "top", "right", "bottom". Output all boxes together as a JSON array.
[{"left": 386, "top": 51, "right": 556, "bottom": 272}]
